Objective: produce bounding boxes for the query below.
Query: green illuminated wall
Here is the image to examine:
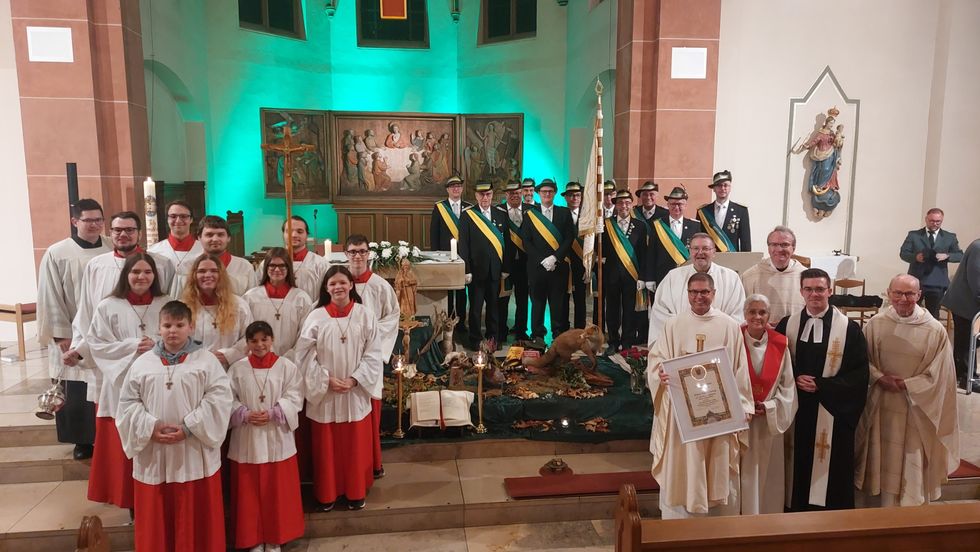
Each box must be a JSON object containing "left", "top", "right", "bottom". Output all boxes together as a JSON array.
[{"left": 143, "top": 0, "right": 616, "bottom": 253}]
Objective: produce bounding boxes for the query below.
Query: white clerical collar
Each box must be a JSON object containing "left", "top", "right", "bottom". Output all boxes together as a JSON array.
[
  {"left": 801, "top": 306, "right": 829, "bottom": 343},
  {"left": 805, "top": 306, "right": 829, "bottom": 319}
]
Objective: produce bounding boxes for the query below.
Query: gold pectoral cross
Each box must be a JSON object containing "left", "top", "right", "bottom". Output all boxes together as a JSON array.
[
  {"left": 696, "top": 334, "right": 706, "bottom": 353},
  {"left": 815, "top": 429, "right": 831, "bottom": 463},
  {"left": 827, "top": 339, "right": 843, "bottom": 366}
]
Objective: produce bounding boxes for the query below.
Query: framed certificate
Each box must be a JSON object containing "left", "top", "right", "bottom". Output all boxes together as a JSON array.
[{"left": 663, "top": 347, "right": 748, "bottom": 443}]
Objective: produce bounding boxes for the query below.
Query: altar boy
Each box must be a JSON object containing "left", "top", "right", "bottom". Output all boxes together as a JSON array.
[{"left": 116, "top": 300, "right": 233, "bottom": 552}]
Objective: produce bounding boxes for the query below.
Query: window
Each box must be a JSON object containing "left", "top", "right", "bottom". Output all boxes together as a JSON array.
[
  {"left": 357, "top": 0, "right": 429, "bottom": 49},
  {"left": 481, "top": 0, "right": 536, "bottom": 44},
  {"left": 239, "top": 0, "right": 305, "bottom": 39}
]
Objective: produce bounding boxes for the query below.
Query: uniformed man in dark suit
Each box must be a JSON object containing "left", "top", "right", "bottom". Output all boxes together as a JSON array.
[
  {"left": 497, "top": 180, "right": 533, "bottom": 342},
  {"left": 645, "top": 185, "right": 703, "bottom": 285},
  {"left": 429, "top": 175, "right": 472, "bottom": 332},
  {"left": 633, "top": 181, "right": 669, "bottom": 225},
  {"left": 594, "top": 180, "right": 617, "bottom": 329},
  {"left": 562, "top": 181, "right": 588, "bottom": 330},
  {"left": 696, "top": 170, "right": 752, "bottom": 252},
  {"left": 459, "top": 181, "right": 513, "bottom": 350},
  {"left": 520, "top": 178, "right": 576, "bottom": 341},
  {"left": 603, "top": 190, "right": 649, "bottom": 351},
  {"left": 901, "top": 207, "right": 963, "bottom": 317},
  {"left": 521, "top": 177, "right": 539, "bottom": 207}
]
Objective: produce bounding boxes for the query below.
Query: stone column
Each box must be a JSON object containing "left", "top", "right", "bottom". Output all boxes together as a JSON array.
[
  {"left": 11, "top": 0, "right": 148, "bottom": 265},
  {"left": 613, "top": 0, "right": 720, "bottom": 212}
]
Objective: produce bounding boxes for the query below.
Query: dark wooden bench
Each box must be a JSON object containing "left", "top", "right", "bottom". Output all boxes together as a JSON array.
[{"left": 615, "top": 483, "right": 980, "bottom": 551}]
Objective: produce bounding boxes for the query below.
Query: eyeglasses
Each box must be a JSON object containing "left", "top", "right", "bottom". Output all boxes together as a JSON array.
[
  {"left": 267, "top": 263, "right": 288, "bottom": 271},
  {"left": 346, "top": 249, "right": 370, "bottom": 256},
  {"left": 802, "top": 286, "right": 829, "bottom": 294},
  {"left": 110, "top": 227, "right": 138, "bottom": 235},
  {"left": 889, "top": 290, "right": 920, "bottom": 299},
  {"left": 167, "top": 214, "right": 192, "bottom": 221},
  {"left": 690, "top": 247, "right": 714, "bottom": 253},
  {"left": 78, "top": 217, "right": 104, "bottom": 224},
  {"left": 767, "top": 242, "right": 794, "bottom": 249},
  {"left": 687, "top": 289, "right": 713, "bottom": 296}
]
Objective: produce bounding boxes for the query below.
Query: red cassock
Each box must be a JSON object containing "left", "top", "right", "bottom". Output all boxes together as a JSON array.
[
  {"left": 310, "top": 417, "right": 374, "bottom": 503},
  {"left": 133, "top": 472, "right": 225, "bottom": 552},
  {"left": 87, "top": 412, "right": 134, "bottom": 508},
  {"left": 371, "top": 398, "right": 383, "bottom": 472},
  {"left": 230, "top": 456, "right": 305, "bottom": 548}
]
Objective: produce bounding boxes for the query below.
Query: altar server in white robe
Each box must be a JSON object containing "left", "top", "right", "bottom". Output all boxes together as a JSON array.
[
  {"left": 181, "top": 254, "right": 252, "bottom": 368},
  {"left": 244, "top": 247, "right": 313, "bottom": 360},
  {"left": 647, "top": 272, "right": 754, "bottom": 519},
  {"left": 740, "top": 226, "right": 807, "bottom": 322},
  {"left": 345, "top": 233, "right": 400, "bottom": 479},
  {"left": 148, "top": 200, "right": 204, "bottom": 298},
  {"left": 855, "top": 274, "right": 959, "bottom": 507},
  {"left": 739, "top": 294, "right": 797, "bottom": 515},
  {"left": 198, "top": 214, "right": 256, "bottom": 295},
  {"left": 116, "top": 300, "right": 232, "bottom": 552},
  {"left": 227, "top": 321, "right": 305, "bottom": 552},
  {"left": 296, "top": 266, "right": 384, "bottom": 512},
  {"left": 86, "top": 253, "right": 170, "bottom": 511},
  {"left": 36, "top": 198, "right": 110, "bottom": 459},
  {"left": 286, "top": 215, "right": 330, "bottom": 301},
  {"left": 649, "top": 233, "right": 745, "bottom": 346}
]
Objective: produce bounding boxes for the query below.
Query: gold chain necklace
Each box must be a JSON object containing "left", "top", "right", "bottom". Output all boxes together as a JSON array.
[
  {"left": 332, "top": 305, "right": 355, "bottom": 344},
  {"left": 250, "top": 361, "right": 273, "bottom": 403},
  {"left": 128, "top": 301, "right": 151, "bottom": 333}
]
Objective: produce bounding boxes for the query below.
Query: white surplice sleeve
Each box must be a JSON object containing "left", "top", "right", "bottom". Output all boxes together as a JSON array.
[
  {"left": 116, "top": 363, "right": 159, "bottom": 459},
  {"left": 182, "top": 354, "right": 233, "bottom": 449},
  {"left": 351, "top": 310, "right": 384, "bottom": 401},
  {"left": 37, "top": 251, "right": 71, "bottom": 341},
  {"left": 87, "top": 300, "right": 141, "bottom": 385},
  {"left": 277, "top": 357, "right": 304, "bottom": 431},
  {"left": 296, "top": 311, "right": 329, "bottom": 403},
  {"left": 763, "top": 348, "right": 798, "bottom": 435}
]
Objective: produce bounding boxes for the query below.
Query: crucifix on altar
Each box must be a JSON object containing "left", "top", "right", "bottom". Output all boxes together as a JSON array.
[{"left": 262, "top": 125, "right": 316, "bottom": 258}]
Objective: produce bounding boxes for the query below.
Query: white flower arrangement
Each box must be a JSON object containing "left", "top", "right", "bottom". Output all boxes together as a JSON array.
[{"left": 369, "top": 239, "right": 427, "bottom": 270}]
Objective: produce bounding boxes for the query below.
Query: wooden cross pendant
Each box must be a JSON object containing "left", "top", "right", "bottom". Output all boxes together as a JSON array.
[
  {"left": 340, "top": 336, "right": 347, "bottom": 344},
  {"left": 275, "top": 313, "right": 281, "bottom": 320},
  {"left": 259, "top": 394, "right": 266, "bottom": 403},
  {"left": 139, "top": 323, "right": 146, "bottom": 331},
  {"left": 212, "top": 321, "right": 218, "bottom": 329},
  {"left": 166, "top": 381, "right": 173, "bottom": 390}
]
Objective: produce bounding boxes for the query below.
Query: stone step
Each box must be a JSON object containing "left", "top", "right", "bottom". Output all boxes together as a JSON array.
[
  {"left": 0, "top": 443, "right": 89, "bottom": 484},
  {"left": 0, "top": 423, "right": 59, "bottom": 448}
]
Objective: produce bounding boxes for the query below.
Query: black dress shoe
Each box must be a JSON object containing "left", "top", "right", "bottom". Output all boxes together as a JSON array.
[
  {"left": 73, "top": 444, "right": 93, "bottom": 460},
  {"left": 347, "top": 498, "right": 366, "bottom": 510},
  {"left": 373, "top": 467, "right": 385, "bottom": 479},
  {"left": 316, "top": 501, "right": 335, "bottom": 512}
]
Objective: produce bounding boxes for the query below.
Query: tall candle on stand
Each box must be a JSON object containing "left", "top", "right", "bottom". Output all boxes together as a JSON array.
[
  {"left": 142, "top": 177, "right": 158, "bottom": 246},
  {"left": 450, "top": 238, "right": 458, "bottom": 260}
]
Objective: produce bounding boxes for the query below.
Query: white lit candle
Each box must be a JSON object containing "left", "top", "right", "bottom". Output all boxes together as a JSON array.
[
  {"left": 450, "top": 238, "right": 458, "bottom": 260},
  {"left": 142, "top": 177, "right": 158, "bottom": 246},
  {"left": 324, "top": 239, "right": 332, "bottom": 260}
]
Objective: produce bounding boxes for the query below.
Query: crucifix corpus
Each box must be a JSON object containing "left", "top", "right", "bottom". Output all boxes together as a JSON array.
[{"left": 261, "top": 126, "right": 316, "bottom": 258}]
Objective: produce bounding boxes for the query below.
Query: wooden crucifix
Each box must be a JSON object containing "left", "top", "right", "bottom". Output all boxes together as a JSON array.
[{"left": 261, "top": 125, "right": 315, "bottom": 258}]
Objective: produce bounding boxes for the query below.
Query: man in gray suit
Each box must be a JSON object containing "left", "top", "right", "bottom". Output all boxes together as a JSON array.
[
  {"left": 942, "top": 238, "right": 980, "bottom": 391},
  {"left": 900, "top": 208, "right": 963, "bottom": 317}
]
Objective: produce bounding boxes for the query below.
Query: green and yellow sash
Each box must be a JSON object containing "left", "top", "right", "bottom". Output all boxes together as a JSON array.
[
  {"left": 435, "top": 201, "right": 461, "bottom": 240},
  {"left": 525, "top": 209, "right": 563, "bottom": 253},
  {"left": 571, "top": 236, "right": 584, "bottom": 259},
  {"left": 653, "top": 219, "right": 690, "bottom": 266},
  {"left": 508, "top": 219, "right": 524, "bottom": 252},
  {"left": 465, "top": 209, "right": 504, "bottom": 261},
  {"left": 604, "top": 218, "right": 639, "bottom": 280},
  {"left": 697, "top": 207, "right": 734, "bottom": 252}
]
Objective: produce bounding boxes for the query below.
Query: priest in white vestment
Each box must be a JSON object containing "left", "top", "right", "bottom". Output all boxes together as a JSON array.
[
  {"left": 198, "top": 215, "right": 257, "bottom": 295},
  {"left": 116, "top": 300, "right": 232, "bottom": 551},
  {"left": 244, "top": 247, "right": 313, "bottom": 360},
  {"left": 346, "top": 234, "right": 400, "bottom": 479},
  {"left": 739, "top": 294, "right": 797, "bottom": 514},
  {"left": 86, "top": 254, "right": 170, "bottom": 510},
  {"left": 295, "top": 265, "right": 384, "bottom": 511},
  {"left": 855, "top": 274, "right": 959, "bottom": 507},
  {"left": 36, "top": 198, "right": 111, "bottom": 458},
  {"left": 740, "top": 226, "right": 807, "bottom": 322},
  {"left": 649, "top": 233, "right": 746, "bottom": 346},
  {"left": 181, "top": 254, "right": 252, "bottom": 368},
  {"left": 147, "top": 200, "right": 204, "bottom": 298},
  {"left": 227, "top": 321, "right": 305, "bottom": 552},
  {"left": 647, "top": 272, "right": 754, "bottom": 518}
]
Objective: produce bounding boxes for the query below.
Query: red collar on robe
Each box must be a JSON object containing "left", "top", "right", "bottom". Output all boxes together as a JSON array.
[
  {"left": 248, "top": 352, "right": 279, "bottom": 369},
  {"left": 126, "top": 291, "right": 154, "bottom": 305},
  {"left": 199, "top": 292, "right": 218, "bottom": 306},
  {"left": 167, "top": 233, "right": 197, "bottom": 251},
  {"left": 325, "top": 301, "right": 355, "bottom": 318},
  {"left": 217, "top": 251, "right": 233, "bottom": 267},
  {"left": 114, "top": 245, "right": 144, "bottom": 258},
  {"left": 742, "top": 326, "right": 787, "bottom": 403},
  {"left": 351, "top": 270, "right": 373, "bottom": 284},
  {"left": 159, "top": 353, "right": 188, "bottom": 366},
  {"left": 264, "top": 282, "right": 291, "bottom": 299},
  {"left": 292, "top": 247, "right": 308, "bottom": 262}
]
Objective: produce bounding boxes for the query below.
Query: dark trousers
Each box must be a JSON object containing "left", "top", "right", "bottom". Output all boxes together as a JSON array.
[
  {"left": 920, "top": 286, "right": 946, "bottom": 319},
  {"left": 55, "top": 379, "right": 96, "bottom": 445},
  {"left": 529, "top": 264, "right": 569, "bottom": 339},
  {"left": 566, "top": 273, "right": 587, "bottom": 331},
  {"left": 952, "top": 313, "right": 974, "bottom": 382},
  {"left": 447, "top": 288, "right": 467, "bottom": 330},
  {"left": 605, "top": 275, "right": 638, "bottom": 348},
  {"left": 467, "top": 277, "right": 500, "bottom": 346},
  {"left": 497, "top": 264, "right": 529, "bottom": 339}
]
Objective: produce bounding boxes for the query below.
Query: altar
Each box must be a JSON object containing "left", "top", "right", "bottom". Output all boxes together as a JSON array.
[{"left": 325, "top": 250, "right": 465, "bottom": 318}]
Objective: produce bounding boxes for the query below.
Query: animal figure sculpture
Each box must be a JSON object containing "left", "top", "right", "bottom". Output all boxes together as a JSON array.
[{"left": 522, "top": 325, "right": 612, "bottom": 387}]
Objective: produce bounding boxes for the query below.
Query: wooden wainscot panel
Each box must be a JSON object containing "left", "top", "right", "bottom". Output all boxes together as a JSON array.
[
  {"left": 343, "top": 212, "right": 376, "bottom": 241},
  {"left": 382, "top": 212, "right": 414, "bottom": 244}
]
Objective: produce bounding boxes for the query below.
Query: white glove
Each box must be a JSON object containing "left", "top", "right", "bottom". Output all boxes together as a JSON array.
[
  {"left": 636, "top": 280, "right": 645, "bottom": 291},
  {"left": 936, "top": 253, "right": 950, "bottom": 261},
  {"left": 645, "top": 281, "right": 656, "bottom": 292},
  {"left": 541, "top": 255, "right": 558, "bottom": 271},
  {"left": 502, "top": 272, "right": 510, "bottom": 280},
  {"left": 465, "top": 273, "right": 473, "bottom": 284}
]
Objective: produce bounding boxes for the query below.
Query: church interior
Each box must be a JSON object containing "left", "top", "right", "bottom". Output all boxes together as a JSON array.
[{"left": 1, "top": 0, "right": 980, "bottom": 550}]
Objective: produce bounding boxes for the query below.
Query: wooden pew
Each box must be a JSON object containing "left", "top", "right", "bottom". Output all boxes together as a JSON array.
[{"left": 615, "top": 484, "right": 980, "bottom": 551}]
